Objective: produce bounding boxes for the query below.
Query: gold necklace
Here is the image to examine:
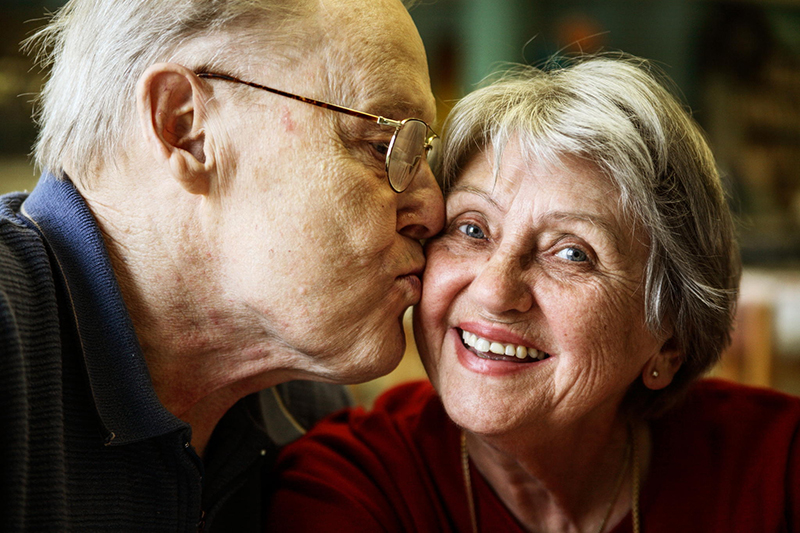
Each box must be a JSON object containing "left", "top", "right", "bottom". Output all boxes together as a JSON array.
[
  {"left": 461, "top": 431, "right": 478, "bottom": 533},
  {"left": 460, "top": 428, "right": 641, "bottom": 533}
]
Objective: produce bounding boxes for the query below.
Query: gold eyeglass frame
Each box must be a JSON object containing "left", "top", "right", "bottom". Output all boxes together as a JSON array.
[{"left": 196, "top": 71, "right": 438, "bottom": 193}]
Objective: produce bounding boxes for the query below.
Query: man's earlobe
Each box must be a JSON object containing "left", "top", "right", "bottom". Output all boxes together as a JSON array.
[{"left": 137, "top": 63, "right": 215, "bottom": 195}]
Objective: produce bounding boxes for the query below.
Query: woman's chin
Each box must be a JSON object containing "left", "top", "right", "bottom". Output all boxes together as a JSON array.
[{"left": 440, "top": 393, "right": 528, "bottom": 437}]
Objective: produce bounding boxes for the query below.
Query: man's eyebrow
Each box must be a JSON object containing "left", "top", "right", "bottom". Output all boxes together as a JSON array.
[
  {"left": 363, "top": 94, "right": 429, "bottom": 121},
  {"left": 374, "top": 104, "right": 427, "bottom": 120},
  {"left": 341, "top": 102, "right": 429, "bottom": 135}
]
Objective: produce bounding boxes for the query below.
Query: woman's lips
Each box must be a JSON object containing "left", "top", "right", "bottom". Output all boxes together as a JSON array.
[
  {"left": 459, "top": 327, "right": 550, "bottom": 362},
  {"left": 453, "top": 328, "right": 552, "bottom": 376}
]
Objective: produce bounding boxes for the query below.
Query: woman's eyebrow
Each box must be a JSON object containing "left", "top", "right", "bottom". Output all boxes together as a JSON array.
[
  {"left": 542, "top": 211, "right": 624, "bottom": 248},
  {"left": 447, "top": 188, "right": 625, "bottom": 246},
  {"left": 448, "top": 185, "right": 502, "bottom": 211}
]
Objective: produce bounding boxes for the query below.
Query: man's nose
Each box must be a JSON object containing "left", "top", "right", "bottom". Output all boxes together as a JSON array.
[{"left": 396, "top": 163, "right": 445, "bottom": 240}]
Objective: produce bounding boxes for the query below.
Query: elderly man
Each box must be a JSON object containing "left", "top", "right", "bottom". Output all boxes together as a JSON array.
[{"left": 0, "top": 0, "right": 443, "bottom": 530}]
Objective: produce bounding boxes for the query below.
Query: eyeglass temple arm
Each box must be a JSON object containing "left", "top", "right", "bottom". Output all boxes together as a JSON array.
[{"left": 196, "top": 72, "right": 403, "bottom": 129}]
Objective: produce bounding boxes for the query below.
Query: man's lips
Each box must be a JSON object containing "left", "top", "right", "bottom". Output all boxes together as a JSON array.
[
  {"left": 397, "top": 272, "right": 422, "bottom": 287},
  {"left": 395, "top": 271, "right": 422, "bottom": 302}
]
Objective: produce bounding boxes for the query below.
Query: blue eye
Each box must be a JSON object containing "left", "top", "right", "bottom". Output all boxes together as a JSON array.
[
  {"left": 556, "top": 247, "right": 588, "bottom": 262},
  {"left": 458, "top": 223, "right": 486, "bottom": 240}
]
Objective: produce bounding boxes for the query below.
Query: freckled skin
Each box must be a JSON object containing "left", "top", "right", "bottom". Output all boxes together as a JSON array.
[
  {"left": 414, "top": 141, "right": 673, "bottom": 439},
  {"left": 280, "top": 109, "right": 295, "bottom": 133}
]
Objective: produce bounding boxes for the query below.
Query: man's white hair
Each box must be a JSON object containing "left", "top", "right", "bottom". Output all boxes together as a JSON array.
[{"left": 25, "top": 0, "right": 315, "bottom": 182}]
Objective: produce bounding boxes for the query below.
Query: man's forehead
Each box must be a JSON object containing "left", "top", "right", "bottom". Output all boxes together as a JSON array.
[
  {"left": 336, "top": 49, "right": 434, "bottom": 122},
  {"left": 360, "top": 85, "right": 434, "bottom": 122},
  {"left": 318, "top": 0, "right": 410, "bottom": 31},
  {"left": 315, "top": 0, "right": 434, "bottom": 118}
]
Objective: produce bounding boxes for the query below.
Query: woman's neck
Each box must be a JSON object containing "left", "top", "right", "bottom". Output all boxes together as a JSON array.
[{"left": 464, "top": 421, "right": 651, "bottom": 533}]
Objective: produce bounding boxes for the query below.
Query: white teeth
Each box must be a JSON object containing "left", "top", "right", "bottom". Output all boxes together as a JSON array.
[{"left": 461, "top": 329, "right": 543, "bottom": 361}]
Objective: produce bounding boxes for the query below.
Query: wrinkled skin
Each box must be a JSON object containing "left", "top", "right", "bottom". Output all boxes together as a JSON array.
[{"left": 414, "top": 141, "right": 676, "bottom": 439}]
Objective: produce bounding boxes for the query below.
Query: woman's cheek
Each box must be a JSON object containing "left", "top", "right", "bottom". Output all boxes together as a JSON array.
[
  {"left": 416, "top": 243, "right": 464, "bottom": 364},
  {"left": 424, "top": 239, "right": 478, "bottom": 298}
]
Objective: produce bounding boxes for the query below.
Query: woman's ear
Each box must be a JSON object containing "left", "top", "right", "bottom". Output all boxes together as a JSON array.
[
  {"left": 137, "top": 63, "right": 215, "bottom": 195},
  {"left": 643, "top": 335, "right": 684, "bottom": 390}
]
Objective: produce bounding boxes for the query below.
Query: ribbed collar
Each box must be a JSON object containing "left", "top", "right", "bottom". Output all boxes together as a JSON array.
[{"left": 20, "top": 172, "right": 186, "bottom": 445}]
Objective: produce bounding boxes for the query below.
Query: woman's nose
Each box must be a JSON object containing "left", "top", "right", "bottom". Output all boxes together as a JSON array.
[
  {"left": 469, "top": 251, "right": 534, "bottom": 315},
  {"left": 396, "top": 163, "right": 445, "bottom": 240}
]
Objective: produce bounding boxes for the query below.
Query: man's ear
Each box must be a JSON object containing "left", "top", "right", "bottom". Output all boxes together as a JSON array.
[
  {"left": 642, "top": 335, "right": 684, "bottom": 391},
  {"left": 137, "top": 63, "right": 215, "bottom": 195}
]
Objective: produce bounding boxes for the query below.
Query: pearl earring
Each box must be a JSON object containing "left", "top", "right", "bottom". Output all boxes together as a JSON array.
[{"left": 651, "top": 369, "right": 660, "bottom": 378}]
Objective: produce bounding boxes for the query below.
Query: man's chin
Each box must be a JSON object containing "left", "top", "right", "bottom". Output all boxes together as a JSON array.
[{"left": 334, "top": 340, "right": 407, "bottom": 386}]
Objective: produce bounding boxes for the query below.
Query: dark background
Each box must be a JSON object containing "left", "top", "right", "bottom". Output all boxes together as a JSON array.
[
  {"left": 3, "top": 0, "right": 799, "bottom": 265},
  {"left": 408, "top": 0, "right": 800, "bottom": 267},
  {"left": 1, "top": 1, "right": 799, "bottom": 397}
]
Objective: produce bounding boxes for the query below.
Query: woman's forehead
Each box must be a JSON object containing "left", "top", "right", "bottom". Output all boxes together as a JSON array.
[
  {"left": 448, "top": 141, "right": 649, "bottom": 251},
  {"left": 450, "top": 141, "right": 614, "bottom": 197}
]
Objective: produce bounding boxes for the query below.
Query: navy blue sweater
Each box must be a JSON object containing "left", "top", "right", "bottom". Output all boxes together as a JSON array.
[{"left": 0, "top": 174, "right": 349, "bottom": 532}]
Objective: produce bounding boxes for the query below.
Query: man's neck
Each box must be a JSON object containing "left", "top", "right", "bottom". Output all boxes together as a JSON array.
[{"left": 78, "top": 172, "right": 293, "bottom": 457}]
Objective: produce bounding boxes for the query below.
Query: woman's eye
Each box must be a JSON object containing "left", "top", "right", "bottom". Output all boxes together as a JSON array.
[
  {"left": 458, "top": 223, "right": 486, "bottom": 240},
  {"left": 555, "top": 247, "right": 588, "bottom": 262}
]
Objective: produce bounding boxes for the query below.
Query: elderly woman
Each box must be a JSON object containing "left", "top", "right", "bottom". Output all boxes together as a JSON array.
[{"left": 265, "top": 56, "right": 800, "bottom": 532}]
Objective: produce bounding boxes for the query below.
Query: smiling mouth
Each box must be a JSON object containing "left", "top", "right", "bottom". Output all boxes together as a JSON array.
[{"left": 459, "top": 328, "right": 551, "bottom": 363}]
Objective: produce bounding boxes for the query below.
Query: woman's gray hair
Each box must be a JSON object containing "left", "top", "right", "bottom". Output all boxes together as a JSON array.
[
  {"left": 442, "top": 54, "right": 741, "bottom": 419},
  {"left": 25, "top": 0, "right": 315, "bottom": 182}
]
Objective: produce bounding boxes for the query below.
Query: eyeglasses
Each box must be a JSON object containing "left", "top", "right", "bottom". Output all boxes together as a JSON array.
[{"left": 196, "top": 72, "right": 440, "bottom": 193}]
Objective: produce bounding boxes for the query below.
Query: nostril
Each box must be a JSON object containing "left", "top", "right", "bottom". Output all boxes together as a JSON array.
[
  {"left": 397, "top": 200, "right": 444, "bottom": 238},
  {"left": 396, "top": 178, "right": 444, "bottom": 237},
  {"left": 399, "top": 223, "right": 433, "bottom": 241}
]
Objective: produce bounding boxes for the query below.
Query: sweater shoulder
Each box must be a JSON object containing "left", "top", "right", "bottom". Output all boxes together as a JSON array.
[
  {"left": 0, "top": 192, "right": 55, "bottom": 321},
  {"left": 682, "top": 378, "right": 800, "bottom": 422}
]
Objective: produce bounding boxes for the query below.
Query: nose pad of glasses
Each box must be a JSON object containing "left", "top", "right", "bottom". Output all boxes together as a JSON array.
[{"left": 426, "top": 136, "right": 442, "bottom": 179}]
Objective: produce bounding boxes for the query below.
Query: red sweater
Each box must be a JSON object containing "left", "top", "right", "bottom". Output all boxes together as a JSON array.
[{"left": 266, "top": 379, "right": 800, "bottom": 532}]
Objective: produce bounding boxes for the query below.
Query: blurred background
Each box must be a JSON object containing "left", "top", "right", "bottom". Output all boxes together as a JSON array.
[{"left": 1, "top": 0, "right": 799, "bottom": 404}]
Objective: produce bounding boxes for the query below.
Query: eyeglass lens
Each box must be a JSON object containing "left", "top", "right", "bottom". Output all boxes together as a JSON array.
[{"left": 387, "top": 119, "right": 439, "bottom": 193}]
